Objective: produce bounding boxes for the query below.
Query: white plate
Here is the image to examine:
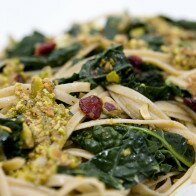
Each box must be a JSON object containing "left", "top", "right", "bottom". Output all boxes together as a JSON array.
[{"left": 172, "top": 180, "right": 196, "bottom": 196}]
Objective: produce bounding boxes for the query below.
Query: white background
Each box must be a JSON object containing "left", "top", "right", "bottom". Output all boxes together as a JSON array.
[{"left": 0, "top": 0, "right": 196, "bottom": 48}]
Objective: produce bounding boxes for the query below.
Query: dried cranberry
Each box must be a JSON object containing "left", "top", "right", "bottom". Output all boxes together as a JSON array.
[
  {"left": 14, "top": 74, "right": 24, "bottom": 83},
  {"left": 104, "top": 102, "right": 116, "bottom": 112},
  {"left": 128, "top": 55, "right": 143, "bottom": 69},
  {"left": 79, "top": 95, "right": 103, "bottom": 120},
  {"left": 184, "top": 97, "right": 196, "bottom": 112},
  {"left": 35, "top": 42, "right": 56, "bottom": 56}
]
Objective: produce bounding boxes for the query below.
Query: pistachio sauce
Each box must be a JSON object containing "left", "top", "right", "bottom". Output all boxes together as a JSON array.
[{"left": 6, "top": 77, "right": 81, "bottom": 184}]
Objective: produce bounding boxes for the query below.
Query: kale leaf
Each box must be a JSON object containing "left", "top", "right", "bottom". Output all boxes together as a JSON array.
[
  {"left": 141, "top": 34, "right": 164, "bottom": 51},
  {"left": 103, "top": 16, "right": 149, "bottom": 40},
  {"left": 160, "top": 15, "right": 196, "bottom": 31},
  {"left": 55, "top": 45, "right": 133, "bottom": 86},
  {"left": 0, "top": 118, "right": 29, "bottom": 159},
  {"left": 72, "top": 126, "right": 124, "bottom": 154},
  {"left": 57, "top": 73, "right": 80, "bottom": 85},
  {"left": 47, "top": 43, "right": 81, "bottom": 66},
  {"left": 20, "top": 56, "right": 48, "bottom": 71},
  {"left": 71, "top": 125, "right": 194, "bottom": 167},
  {"left": 20, "top": 43, "right": 81, "bottom": 70},
  {"left": 5, "top": 30, "right": 81, "bottom": 70},
  {"left": 103, "top": 16, "right": 123, "bottom": 39},
  {"left": 122, "top": 74, "right": 191, "bottom": 101},
  {"left": 79, "top": 45, "right": 131, "bottom": 86},
  {"left": 6, "top": 31, "right": 45, "bottom": 58},
  {"left": 56, "top": 45, "right": 191, "bottom": 101},
  {"left": 67, "top": 24, "right": 81, "bottom": 37},
  {"left": 58, "top": 125, "right": 195, "bottom": 189},
  {"left": 103, "top": 15, "right": 165, "bottom": 51}
]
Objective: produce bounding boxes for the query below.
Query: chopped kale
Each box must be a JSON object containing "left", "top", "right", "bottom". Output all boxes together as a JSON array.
[
  {"left": 103, "top": 16, "right": 149, "bottom": 40},
  {"left": 103, "top": 15, "right": 165, "bottom": 51},
  {"left": 160, "top": 15, "right": 196, "bottom": 31},
  {"left": 59, "top": 125, "right": 195, "bottom": 189},
  {"left": 56, "top": 45, "right": 191, "bottom": 101},
  {"left": 20, "top": 56, "right": 48, "bottom": 71},
  {"left": 20, "top": 43, "right": 81, "bottom": 70},
  {"left": 4, "top": 30, "right": 81, "bottom": 71},
  {"left": 103, "top": 16, "right": 123, "bottom": 39},
  {"left": 127, "top": 18, "right": 148, "bottom": 30},
  {"left": 6, "top": 31, "right": 45, "bottom": 57},
  {"left": 47, "top": 43, "right": 81, "bottom": 66},
  {"left": 67, "top": 24, "right": 81, "bottom": 37},
  {"left": 0, "top": 118, "right": 30, "bottom": 159},
  {"left": 72, "top": 126, "right": 124, "bottom": 154},
  {"left": 142, "top": 34, "right": 164, "bottom": 51},
  {"left": 57, "top": 73, "right": 80, "bottom": 85},
  {"left": 121, "top": 69, "right": 191, "bottom": 101},
  {"left": 79, "top": 45, "right": 131, "bottom": 86}
]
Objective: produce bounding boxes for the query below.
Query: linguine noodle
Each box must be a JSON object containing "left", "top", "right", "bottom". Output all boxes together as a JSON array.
[{"left": 0, "top": 13, "right": 195, "bottom": 196}]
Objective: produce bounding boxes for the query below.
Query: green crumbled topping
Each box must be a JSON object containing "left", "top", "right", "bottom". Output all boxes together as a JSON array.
[
  {"left": 30, "top": 76, "right": 44, "bottom": 98},
  {"left": 106, "top": 71, "right": 120, "bottom": 83},
  {"left": 5, "top": 78, "right": 81, "bottom": 184}
]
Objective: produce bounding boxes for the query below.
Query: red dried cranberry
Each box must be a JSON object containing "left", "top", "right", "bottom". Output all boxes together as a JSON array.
[
  {"left": 79, "top": 95, "right": 103, "bottom": 120},
  {"left": 183, "top": 97, "right": 196, "bottom": 112},
  {"left": 128, "top": 55, "right": 143, "bottom": 69},
  {"left": 35, "top": 42, "right": 56, "bottom": 56},
  {"left": 104, "top": 102, "right": 116, "bottom": 112},
  {"left": 14, "top": 74, "right": 24, "bottom": 83}
]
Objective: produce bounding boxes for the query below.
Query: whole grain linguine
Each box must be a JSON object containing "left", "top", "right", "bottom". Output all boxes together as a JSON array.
[{"left": 0, "top": 13, "right": 196, "bottom": 196}]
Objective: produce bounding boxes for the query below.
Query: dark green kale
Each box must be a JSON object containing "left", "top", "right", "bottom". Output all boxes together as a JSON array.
[
  {"left": 130, "top": 83, "right": 188, "bottom": 101},
  {"left": 175, "top": 20, "right": 196, "bottom": 30},
  {"left": 103, "top": 16, "right": 123, "bottom": 39},
  {"left": 89, "top": 27, "right": 100, "bottom": 35},
  {"left": 121, "top": 66, "right": 191, "bottom": 101},
  {"left": 103, "top": 16, "right": 150, "bottom": 40},
  {"left": 4, "top": 30, "right": 81, "bottom": 70},
  {"left": 103, "top": 15, "right": 165, "bottom": 51},
  {"left": 79, "top": 45, "right": 131, "bottom": 86},
  {"left": 127, "top": 18, "right": 149, "bottom": 31},
  {"left": 57, "top": 73, "right": 80, "bottom": 85},
  {"left": 0, "top": 60, "right": 6, "bottom": 72},
  {"left": 0, "top": 118, "right": 29, "bottom": 159},
  {"left": 67, "top": 24, "right": 81, "bottom": 37},
  {"left": 141, "top": 34, "right": 165, "bottom": 51},
  {"left": 71, "top": 126, "right": 124, "bottom": 154},
  {"left": 71, "top": 125, "right": 194, "bottom": 168},
  {"left": 20, "top": 43, "right": 81, "bottom": 70},
  {"left": 58, "top": 125, "right": 195, "bottom": 189},
  {"left": 67, "top": 23, "right": 100, "bottom": 37},
  {"left": 47, "top": 43, "right": 81, "bottom": 66},
  {"left": 6, "top": 31, "right": 45, "bottom": 58},
  {"left": 160, "top": 15, "right": 196, "bottom": 31},
  {"left": 20, "top": 56, "right": 48, "bottom": 71},
  {"left": 56, "top": 45, "right": 191, "bottom": 101},
  {"left": 128, "top": 20, "right": 165, "bottom": 51}
]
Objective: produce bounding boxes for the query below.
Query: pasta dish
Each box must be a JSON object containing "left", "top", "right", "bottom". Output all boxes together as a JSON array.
[{"left": 0, "top": 13, "right": 196, "bottom": 196}]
